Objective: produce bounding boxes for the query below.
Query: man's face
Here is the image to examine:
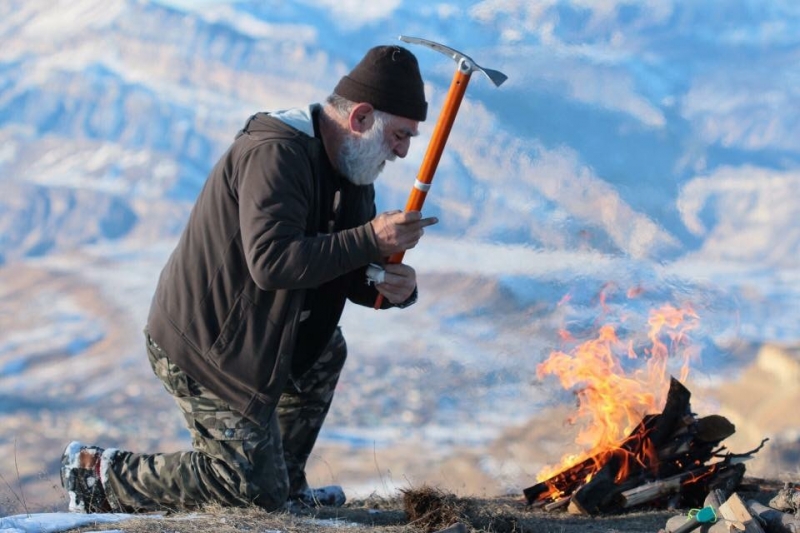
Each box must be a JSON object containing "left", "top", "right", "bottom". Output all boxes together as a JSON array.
[{"left": 338, "top": 112, "right": 419, "bottom": 186}]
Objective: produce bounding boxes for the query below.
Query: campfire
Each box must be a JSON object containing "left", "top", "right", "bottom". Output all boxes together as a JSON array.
[{"left": 524, "top": 304, "right": 765, "bottom": 515}]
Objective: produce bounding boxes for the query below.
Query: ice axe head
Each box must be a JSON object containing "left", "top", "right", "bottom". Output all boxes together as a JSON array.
[{"left": 399, "top": 35, "right": 507, "bottom": 87}]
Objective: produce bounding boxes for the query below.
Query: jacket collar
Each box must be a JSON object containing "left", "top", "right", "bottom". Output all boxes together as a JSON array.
[{"left": 269, "top": 105, "right": 319, "bottom": 137}]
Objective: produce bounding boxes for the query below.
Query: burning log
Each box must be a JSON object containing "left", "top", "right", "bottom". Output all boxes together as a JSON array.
[{"left": 524, "top": 379, "right": 757, "bottom": 515}]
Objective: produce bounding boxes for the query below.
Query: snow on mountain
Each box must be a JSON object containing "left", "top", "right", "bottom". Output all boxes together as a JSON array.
[{"left": 1, "top": 0, "right": 799, "bottom": 512}]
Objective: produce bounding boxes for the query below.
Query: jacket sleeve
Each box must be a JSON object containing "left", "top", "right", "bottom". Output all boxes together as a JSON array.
[{"left": 236, "top": 141, "right": 383, "bottom": 290}]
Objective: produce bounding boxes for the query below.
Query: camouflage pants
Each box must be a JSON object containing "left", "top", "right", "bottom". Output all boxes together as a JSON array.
[{"left": 101, "top": 328, "right": 347, "bottom": 513}]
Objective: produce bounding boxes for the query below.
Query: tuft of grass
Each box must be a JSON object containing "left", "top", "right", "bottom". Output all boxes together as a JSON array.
[
  {"left": 0, "top": 441, "right": 30, "bottom": 516},
  {"left": 402, "top": 486, "right": 466, "bottom": 532}
]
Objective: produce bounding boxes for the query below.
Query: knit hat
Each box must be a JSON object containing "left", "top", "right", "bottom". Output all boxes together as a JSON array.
[{"left": 334, "top": 45, "right": 428, "bottom": 121}]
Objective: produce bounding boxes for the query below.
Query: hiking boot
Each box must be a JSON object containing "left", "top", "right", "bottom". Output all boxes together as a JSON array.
[
  {"left": 289, "top": 485, "right": 346, "bottom": 508},
  {"left": 61, "top": 441, "right": 112, "bottom": 513}
]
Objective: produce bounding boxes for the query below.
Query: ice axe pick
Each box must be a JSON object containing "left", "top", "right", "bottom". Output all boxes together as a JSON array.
[{"left": 374, "top": 35, "right": 508, "bottom": 309}]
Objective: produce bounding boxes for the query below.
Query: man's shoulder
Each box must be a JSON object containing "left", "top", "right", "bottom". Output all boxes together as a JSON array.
[
  {"left": 231, "top": 106, "right": 321, "bottom": 161},
  {"left": 268, "top": 106, "right": 318, "bottom": 136},
  {"left": 238, "top": 105, "right": 319, "bottom": 139}
]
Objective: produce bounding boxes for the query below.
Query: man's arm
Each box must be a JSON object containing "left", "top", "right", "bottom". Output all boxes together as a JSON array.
[{"left": 237, "top": 142, "right": 383, "bottom": 290}]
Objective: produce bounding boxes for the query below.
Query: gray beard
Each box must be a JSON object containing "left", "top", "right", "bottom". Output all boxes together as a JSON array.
[{"left": 338, "top": 115, "right": 395, "bottom": 186}]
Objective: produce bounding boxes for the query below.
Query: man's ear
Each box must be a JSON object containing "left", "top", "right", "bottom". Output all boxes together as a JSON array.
[{"left": 348, "top": 103, "right": 375, "bottom": 133}]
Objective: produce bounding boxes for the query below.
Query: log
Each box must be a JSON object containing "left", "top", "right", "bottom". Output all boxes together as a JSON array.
[
  {"left": 694, "top": 415, "right": 736, "bottom": 443},
  {"left": 704, "top": 488, "right": 728, "bottom": 514},
  {"left": 621, "top": 472, "right": 685, "bottom": 508},
  {"left": 656, "top": 414, "right": 735, "bottom": 473},
  {"left": 543, "top": 496, "right": 570, "bottom": 512},
  {"left": 769, "top": 483, "right": 800, "bottom": 514},
  {"left": 648, "top": 378, "right": 693, "bottom": 448},
  {"left": 718, "top": 493, "right": 766, "bottom": 533},
  {"left": 748, "top": 501, "right": 800, "bottom": 533},
  {"left": 568, "top": 453, "right": 624, "bottom": 515},
  {"left": 619, "top": 463, "right": 745, "bottom": 510},
  {"left": 523, "top": 458, "right": 596, "bottom": 504}
]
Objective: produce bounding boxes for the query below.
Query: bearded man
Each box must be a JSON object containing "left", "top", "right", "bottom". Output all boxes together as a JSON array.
[{"left": 61, "top": 45, "right": 437, "bottom": 514}]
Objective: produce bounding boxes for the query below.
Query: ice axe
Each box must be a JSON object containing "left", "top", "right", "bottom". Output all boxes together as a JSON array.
[{"left": 374, "top": 35, "right": 507, "bottom": 309}]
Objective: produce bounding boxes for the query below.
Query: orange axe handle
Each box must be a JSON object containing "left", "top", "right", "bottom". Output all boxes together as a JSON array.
[{"left": 374, "top": 67, "right": 472, "bottom": 309}]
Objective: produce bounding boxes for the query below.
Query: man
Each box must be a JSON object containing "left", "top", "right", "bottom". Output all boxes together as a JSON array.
[{"left": 61, "top": 45, "right": 437, "bottom": 513}]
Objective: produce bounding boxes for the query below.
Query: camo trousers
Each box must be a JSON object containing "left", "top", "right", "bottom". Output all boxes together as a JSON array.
[{"left": 100, "top": 328, "right": 347, "bottom": 512}]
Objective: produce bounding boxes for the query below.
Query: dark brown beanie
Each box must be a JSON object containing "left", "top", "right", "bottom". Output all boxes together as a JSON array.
[{"left": 334, "top": 45, "right": 427, "bottom": 121}]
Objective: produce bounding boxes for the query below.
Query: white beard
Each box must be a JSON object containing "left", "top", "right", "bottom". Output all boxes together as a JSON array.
[{"left": 338, "top": 114, "right": 396, "bottom": 186}]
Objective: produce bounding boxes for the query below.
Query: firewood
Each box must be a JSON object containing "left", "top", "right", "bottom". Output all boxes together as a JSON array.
[
  {"left": 694, "top": 415, "right": 736, "bottom": 443},
  {"left": 621, "top": 473, "right": 685, "bottom": 508},
  {"left": 649, "top": 378, "right": 693, "bottom": 448},
  {"left": 568, "top": 453, "right": 634, "bottom": 515},
  {"left": 543, "top": 496, "right": 570, "bottom": 512},
  {"left": 748, "top": 501, "right": 800, "bottom": 533},
  {"left": 704, "top": 488, "right": 729, "bottom": 516},
  {"left": 523, "top": 458, "right": 596, "bottom": 504},
  {"left": 524, "top": 378, "right": 756, "bottom": 516},
  {"left": 718, "top": 493, "right": 766, "bottom": 533},
  {"left": 768, "top": 483, "right": 800, "bottom": 514}
]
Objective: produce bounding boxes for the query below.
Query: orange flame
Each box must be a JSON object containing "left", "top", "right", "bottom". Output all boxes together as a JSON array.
[{"left": 535, "top": 304, "right": 699, "bottom": 485}]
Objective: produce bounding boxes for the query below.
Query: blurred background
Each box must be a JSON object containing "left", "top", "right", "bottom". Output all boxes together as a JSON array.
[{"left": 1, "top": 0, "right": 798, "bottom": 513}]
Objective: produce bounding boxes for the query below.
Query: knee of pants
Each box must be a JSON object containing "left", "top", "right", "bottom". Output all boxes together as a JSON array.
[
  {"left": 234, "top": 439, "right": 290, "bottom": 511},
  {"left": 244, "top": 469, "right": 290, "bottom": 511}
]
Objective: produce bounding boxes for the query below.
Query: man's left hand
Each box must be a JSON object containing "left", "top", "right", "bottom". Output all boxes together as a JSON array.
[{"left": 375, "top": 263, "right": 417, "bottom": 304}]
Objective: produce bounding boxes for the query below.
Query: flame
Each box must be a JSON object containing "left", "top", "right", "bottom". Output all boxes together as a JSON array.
[{"left": 535, "top": 304, "right": 699, "bottom": 489}]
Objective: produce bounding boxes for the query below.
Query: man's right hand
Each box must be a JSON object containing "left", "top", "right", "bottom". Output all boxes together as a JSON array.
[{"left": 370, "top": 210, "right": 438, "bottom": 256}]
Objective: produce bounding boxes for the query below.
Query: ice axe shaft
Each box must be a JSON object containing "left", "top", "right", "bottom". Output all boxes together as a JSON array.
[{"left": 374, "top": 36, "right": 507, "bottom": 309}]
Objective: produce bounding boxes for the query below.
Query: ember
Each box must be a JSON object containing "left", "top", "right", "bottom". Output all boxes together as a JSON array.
[{"left": 525, "top": 305, "right": 764, "bottom": 514}]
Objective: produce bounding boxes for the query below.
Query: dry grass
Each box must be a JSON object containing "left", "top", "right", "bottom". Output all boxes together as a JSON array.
[{"left": 49, "top": 477, "right": 788, "bottom": 533}]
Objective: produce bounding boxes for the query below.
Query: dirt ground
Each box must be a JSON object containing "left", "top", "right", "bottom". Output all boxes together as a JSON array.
[{"left": 59, "top": 477, "right": 787, "bottom": 533}]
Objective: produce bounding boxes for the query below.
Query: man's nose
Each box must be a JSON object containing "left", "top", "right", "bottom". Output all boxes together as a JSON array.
[{"left": 393, "top": 138, "right": 411, "bottom": 159}]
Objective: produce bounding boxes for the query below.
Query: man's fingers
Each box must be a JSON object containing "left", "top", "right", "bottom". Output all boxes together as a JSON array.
[
  {"left": 372, "top": 210, "right": 437, "bottom": 255},
  {"left": 419, "top": 216, "right": 438, "bottom": 228},
  {"left": 383, "top": 262, "right": 412, "bottom": 274},
  {"left": 381, "top": 264, "right": 412, "bottom": 283},
  {"left": 384, "top": 210, "right": 437, "bottom": 226},
  {"left": 375, "top": 276, "right": 414, "bottom": 303}
]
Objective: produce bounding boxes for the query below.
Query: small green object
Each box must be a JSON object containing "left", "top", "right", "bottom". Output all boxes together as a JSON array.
[
  {"left": 693, "top": 506, "right": 717, "bottom": 524},
  {"left": 674, "top": 506, "right": 717, "bottom": 533}
]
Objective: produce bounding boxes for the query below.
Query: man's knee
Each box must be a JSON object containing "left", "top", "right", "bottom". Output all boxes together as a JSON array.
[{"left": 241, "top": 460, "right": 290, "bottom": 511}]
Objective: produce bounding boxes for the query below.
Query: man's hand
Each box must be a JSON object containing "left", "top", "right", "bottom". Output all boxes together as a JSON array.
[
  {"left": 370, "top": 210, "right": 438, "bottom": 256},
  {"left": 374, "top": 263, "right": 418, "bottom": 304}
]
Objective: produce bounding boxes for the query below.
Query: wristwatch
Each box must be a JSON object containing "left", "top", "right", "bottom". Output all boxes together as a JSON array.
[{"left": 394, "top": 286, "right": 418, "bottom": 309}]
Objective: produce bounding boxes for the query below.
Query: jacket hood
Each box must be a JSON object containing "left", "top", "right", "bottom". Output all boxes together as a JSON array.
[{"left": 241, "top": 106, "right": 317, "bottom": 138}]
